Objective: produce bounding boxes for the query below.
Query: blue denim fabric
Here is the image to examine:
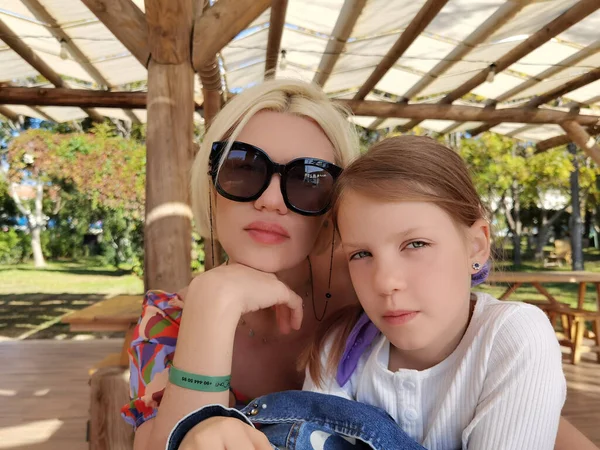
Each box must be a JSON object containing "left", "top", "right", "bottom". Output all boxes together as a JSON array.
[{"left": 167, "top": 390, "right": 426, "bottom": 450}]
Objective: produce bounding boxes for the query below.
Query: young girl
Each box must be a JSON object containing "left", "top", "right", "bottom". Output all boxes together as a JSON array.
[
  {"left": 302, "top": 135, "right": 566, "bottom": 449},
  {"left": 167, "top": 135, "right": 567, "bottom": 450}
]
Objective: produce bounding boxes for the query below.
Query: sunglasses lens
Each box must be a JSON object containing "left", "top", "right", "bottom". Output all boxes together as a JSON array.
[
  {"left": 286, "top": 164, "right": 336, "bottom": 213},
  {"left": 217, "top": 148, "right": 267, "bottom": 199}
]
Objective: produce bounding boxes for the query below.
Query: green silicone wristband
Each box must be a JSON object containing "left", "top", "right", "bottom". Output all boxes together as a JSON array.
[{"left": 169, "top": 367, "right": 231, "bottom": 392}]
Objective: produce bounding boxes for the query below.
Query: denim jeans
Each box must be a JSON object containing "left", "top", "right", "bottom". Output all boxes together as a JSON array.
[{"left": 167, "top": 390, "right": 425, "bottom": 450}]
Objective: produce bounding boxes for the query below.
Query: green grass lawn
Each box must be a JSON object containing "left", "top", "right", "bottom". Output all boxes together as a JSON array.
[{"left": 0, "top": 258, "right": 143, "bottom": 340}]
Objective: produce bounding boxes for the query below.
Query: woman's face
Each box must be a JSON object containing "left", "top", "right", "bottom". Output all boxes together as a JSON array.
[{"left": 215, "top": 111, "right": 336, "bottom": 273}]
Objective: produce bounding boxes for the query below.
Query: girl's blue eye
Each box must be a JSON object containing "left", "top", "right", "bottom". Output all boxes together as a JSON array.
[
  {"left": 406, "top": 241, "right": 428, "bottom": 249},
  {"left": 350, "top": 250, "right": 371, "bottom": 260}
]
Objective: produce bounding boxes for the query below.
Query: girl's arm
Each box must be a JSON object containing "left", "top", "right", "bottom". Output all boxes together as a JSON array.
[
  {"left": 464, "top": 305, "right": 566, "bottom": 450},
  {"left": 555, "top": 417, "right": 598, "bottom": 450}
]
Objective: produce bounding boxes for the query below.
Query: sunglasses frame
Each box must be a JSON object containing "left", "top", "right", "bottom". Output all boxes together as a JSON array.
[{"left": 209, "top": 141, "right": 342, "bottom": 216}]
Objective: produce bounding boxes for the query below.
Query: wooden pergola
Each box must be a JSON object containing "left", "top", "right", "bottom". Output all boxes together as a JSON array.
[{"left": 1, "top": 0, "right": 600, "bottom": 293}]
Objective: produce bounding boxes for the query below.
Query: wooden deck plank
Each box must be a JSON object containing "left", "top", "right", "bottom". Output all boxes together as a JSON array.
[
  {"left": 0, "top": 339, "right": 599, "bottom": 448},
  {"left": 0, "top": 339, "right": 122, "bottom": 450}
]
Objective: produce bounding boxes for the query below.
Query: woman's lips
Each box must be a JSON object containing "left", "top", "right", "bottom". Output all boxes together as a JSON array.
[{"left": 245, "top": 221, "right": 290, "bottom": 245}]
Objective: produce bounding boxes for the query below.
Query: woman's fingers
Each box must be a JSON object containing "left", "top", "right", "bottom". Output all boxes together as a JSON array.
[{"left": 275, "top": 304, "right": 292, "bottom": 335}]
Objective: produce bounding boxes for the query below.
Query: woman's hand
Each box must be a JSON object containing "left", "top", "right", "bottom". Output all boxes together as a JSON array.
[
  {"left": 185, "top": 263, "right": 304, "bottom": 334},
  {"left": 179, "top": 417, "right": 272, "bottom": 450}
]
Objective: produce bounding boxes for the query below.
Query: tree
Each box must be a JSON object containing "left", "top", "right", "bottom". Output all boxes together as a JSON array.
[
  {"left": 458, "top": 133, "right": 527, "bottom": 263},
  {"left": 6, "top": 124, "right": 146, "bottom": 266}
]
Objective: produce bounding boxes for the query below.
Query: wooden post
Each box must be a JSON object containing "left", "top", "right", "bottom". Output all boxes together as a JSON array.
[
  {"left": 144, "top": 0, "right": 194, "bottom": 292},
  {"left": 89, "top": 367, "right": 133, "bottom": 450},
  {"left": 197, "top": 0, "right": 224, "bottom": 270}
]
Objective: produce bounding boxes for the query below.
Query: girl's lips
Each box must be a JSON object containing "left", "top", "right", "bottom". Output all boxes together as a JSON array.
[{"left": 383, "top": 311, "right": 419, "bottom": 325}]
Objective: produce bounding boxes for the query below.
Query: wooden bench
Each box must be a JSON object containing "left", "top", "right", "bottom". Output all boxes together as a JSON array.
[
  {"left": 62, "top": 294, "right": 144, "bottom": 450},
  {"left": 487, "top": 271, "right": 600, "bottom": 364}
]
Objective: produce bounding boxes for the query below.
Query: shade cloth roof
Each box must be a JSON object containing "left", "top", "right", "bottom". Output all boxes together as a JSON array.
[{"left": 1, "top": 0, "right": 599, "bottom": 144}]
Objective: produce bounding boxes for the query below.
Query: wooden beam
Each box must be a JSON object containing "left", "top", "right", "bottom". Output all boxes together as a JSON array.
[
  {"left": 469, "top": 66, "right": 600, "bottom": 136},
  {"left": 312, "top": 0, "right": 366, "bottom": 86},
  {"left": 0, "top": 105, "right": 19, "bottom": 122},
  {"left": 536, "top": 127, "right": 600, "bottom": 152},
  {"left": 4, "top": 87, "right": 600, "bottom": 127},
  {"left": 434, "top": 34, "right": 600, "bottom": 136},
  {"left": 561, "top": 120, "right": 600, "bottom": 165},
  {"left": 0, "top": 17, "right": 63, "bottom": 87},
  {"left": 400, "top": 0, "right": 600, "bottom": 132},
  {"left": 21, "top": 0, "right": 107, "bottom": 87},
  {"left": 144, "top": 0, "right": 194, "bottom": 291},
  {"left": 442, "top": 1, "right": 599, "bottom": 105},
  {"left": 0, "top": 16, "right": 104, "bottom": 122},
  {"left": 81, "top": 0, "right": 149, "bottom": 67},
  {"left": 264, "top": 0, "right": 288, "bottom": 79},
  {"left": 21, "top": 0, "right": 139, "bottom": 124},
  {"left": 354, "top": 0, "right": 449, "bottom": 100},
  {"left": 123, "top": 109, "right": 141, "bottom": 125},
  {"left": 30, "top": 106, "right": 56, "bottom": 122},
  {"left": 0, "top": 87, "right": 147, "bottom": 108},
  {"left": 496, "top": 40, "right": 600, "bottom": 104},
  {"left": 193, "top": 0, "right": 271, "bottom": 71},
  {"left": 401, "top": 0, "right": 527, "bottom": 101},
  {"left": 335, "top": 99, "right": 600, "bottom": 126}
]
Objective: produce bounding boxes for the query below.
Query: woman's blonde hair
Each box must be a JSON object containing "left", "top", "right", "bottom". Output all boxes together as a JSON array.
[{"left": 190, "top": 78, "right": 360, "bottom": 238}]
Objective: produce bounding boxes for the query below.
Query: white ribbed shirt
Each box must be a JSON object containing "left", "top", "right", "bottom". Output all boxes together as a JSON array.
[{"left": 303, "top": 293, "right": 566, "bottom": 450}]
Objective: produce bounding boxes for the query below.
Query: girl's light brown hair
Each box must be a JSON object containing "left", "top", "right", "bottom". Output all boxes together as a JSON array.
[{"left": 302, "top": 135, "right": 490, "bottom": 387}]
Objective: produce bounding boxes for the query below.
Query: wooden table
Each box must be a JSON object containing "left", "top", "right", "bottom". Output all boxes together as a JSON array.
[
  {"left": 486, "top": 271, "right": 600, "bottom": 364},
  {"left": 62, "top": 294, "right": 143, "bottom": 367}
]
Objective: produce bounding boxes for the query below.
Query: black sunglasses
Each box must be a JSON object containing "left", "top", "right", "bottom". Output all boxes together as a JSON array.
[{"left": 209, "top": 141, "right": 342, "bottom": 216}]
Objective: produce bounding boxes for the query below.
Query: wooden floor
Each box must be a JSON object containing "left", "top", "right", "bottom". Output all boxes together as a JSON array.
[
  {"left": 0, "top": 339, "right": 121, "bottom": 450},
  {"left": 0, "top": 340, "right": 599, "bottom": 449}
]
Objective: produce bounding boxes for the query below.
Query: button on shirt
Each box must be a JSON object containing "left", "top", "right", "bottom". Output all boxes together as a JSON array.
[{"left": 303, "top": 293, "right": 566, "bottom": 450}]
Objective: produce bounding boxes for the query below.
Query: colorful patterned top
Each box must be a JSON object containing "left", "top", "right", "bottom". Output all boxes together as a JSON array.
[{"left": 120, "top": 290, "right": 251, "bottom": 429}]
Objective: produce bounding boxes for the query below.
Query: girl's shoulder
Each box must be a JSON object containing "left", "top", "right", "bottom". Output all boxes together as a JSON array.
[{"left": 473, "top": 292, "right": 559, "bottom": 357}]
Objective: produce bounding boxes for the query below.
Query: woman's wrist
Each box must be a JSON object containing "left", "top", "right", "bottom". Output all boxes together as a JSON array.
[{"left": 172, "top": 275, "right": 241, "bottom": 375}]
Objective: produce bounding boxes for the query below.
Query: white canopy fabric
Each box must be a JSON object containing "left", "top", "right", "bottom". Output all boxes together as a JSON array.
[{"left": 0, "top": 0, "right": 599, "bottom": 144}]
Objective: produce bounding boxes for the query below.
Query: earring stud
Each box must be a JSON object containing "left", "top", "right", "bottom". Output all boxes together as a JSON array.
[{"left": 472, "top": 262, "right": 481, "bottom": 271}]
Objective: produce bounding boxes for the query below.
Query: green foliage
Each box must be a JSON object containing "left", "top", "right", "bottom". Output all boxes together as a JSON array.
[
  {"left": 0, "top": 229, "right": 30, "bottom": 264},
  {"left": 191, "top": 231, "right": 206, "bottom": 274},
  {"left": 7, "top": 124, "right": 146, "bottom": 213},
  {"left": 0, "top": 177, "right": 18, "bottom": 226}
]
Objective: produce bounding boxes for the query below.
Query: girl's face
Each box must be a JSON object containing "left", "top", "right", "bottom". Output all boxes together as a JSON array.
[
  {"left": 337, "top": 191, "right": 489, "bottom": 366},
  {"left": 215, "top": 111, "right": 336, "bottom": 273}
]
